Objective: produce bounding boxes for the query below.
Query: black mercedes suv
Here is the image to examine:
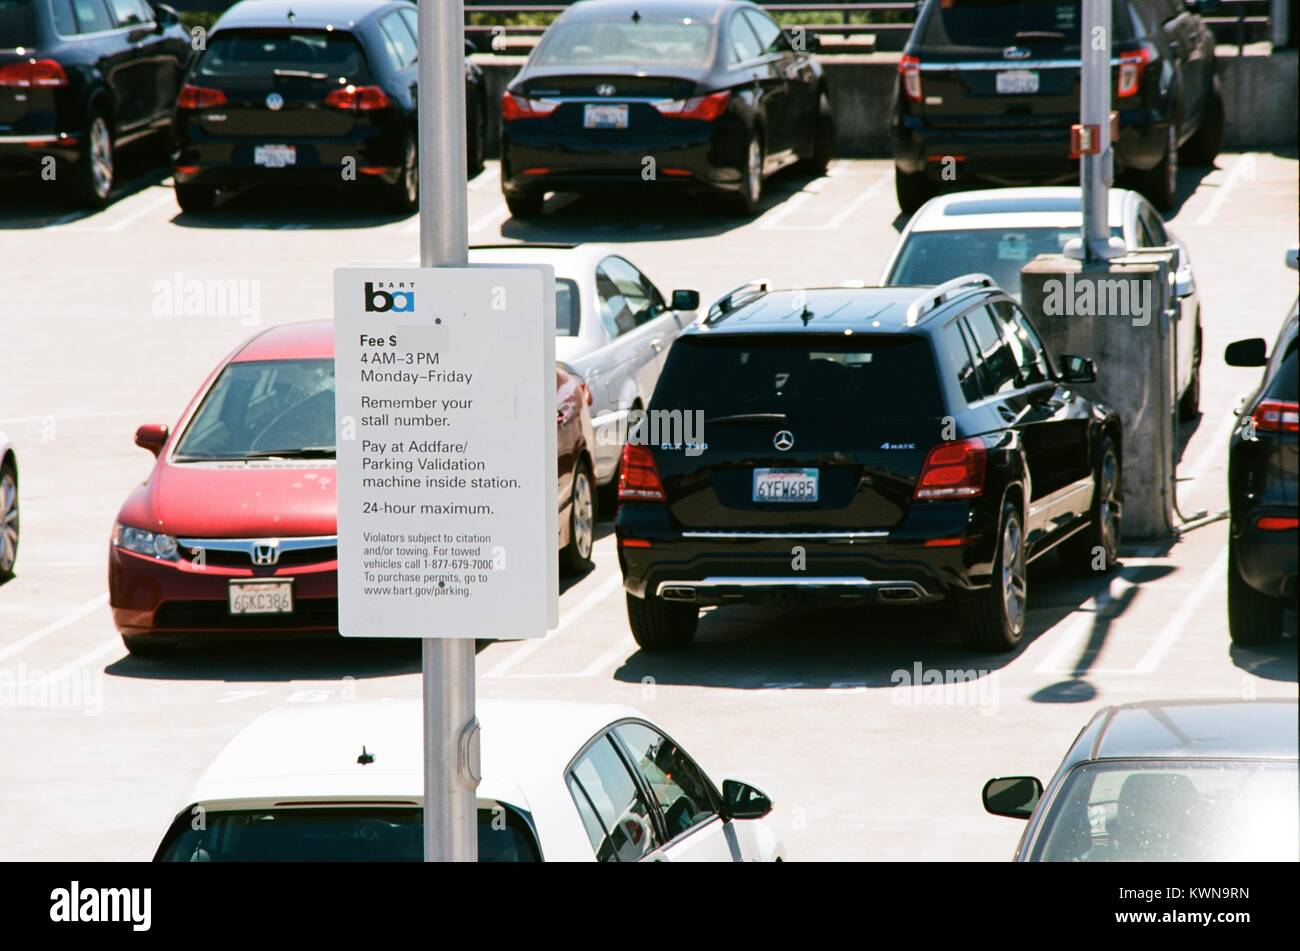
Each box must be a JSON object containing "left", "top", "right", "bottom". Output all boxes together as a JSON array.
[
  {"left": 615, "top": 275, "right": 1123, "bottom": 652},
  {"left": 892, "top": 0, "right": 1225, "bottom": 214}
]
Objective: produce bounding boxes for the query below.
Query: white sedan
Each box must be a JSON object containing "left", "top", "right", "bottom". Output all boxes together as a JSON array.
[
  {"left": 154, "top": 698, "right": 784, "bottom": 862},
  {"left": 469, "top": 244, "right": 698, "bottom": 494},
  {"left": 0, "top": 431, "right": 16, "bottom": 582}
]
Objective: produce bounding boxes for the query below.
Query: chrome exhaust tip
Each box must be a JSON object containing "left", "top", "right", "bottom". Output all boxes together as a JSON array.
[{"left": 660, "top": 586, "right": 698, "bottom": 603}]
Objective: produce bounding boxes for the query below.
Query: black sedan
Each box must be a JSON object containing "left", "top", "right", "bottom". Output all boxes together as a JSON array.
[
  {"left": 0, "top": 0, "right": 192, "bottom": 207},
  {"left": 1224, "top": 265, "right": 1297, "bottom": 646},
  {"left": 171, "top": 0, "right": 486, "bottom": 213},
  {"left": 500, "top": 0, "right": 834, "bottom": 218}
]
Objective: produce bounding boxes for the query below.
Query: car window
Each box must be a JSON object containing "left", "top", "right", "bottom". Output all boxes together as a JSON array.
[
  {"left": 1137, "top": 205, "right": 1168, "bottom": 246},
  {"left": 379, "top": 11, "right": 418, "bottom": 69},
  {"left": 596, "top": 256, "right": 662, "bottom": 337},
  {"left": 108, "top": 0, "right": 150, "bottom": 26},
  {"left": 964, "top": 305, "right": 1021, "bottom": 394},
  {"left": 68, "top": 0, "right": 113, "bottom": 32},
  {"left": 940, "top": 320, "right": 984, "bottom": 403},
  {"left": 1264, "top": 330, "right": 1297, "bottom": 401},
  {"left": 197, "top": 29, "right": 371, "bottom": 82},
  {"left": 534, "top": 16, "right": 714, "bottom": 68},
  {"left": 555, "top": 278, "right": 580, "bottom": 337},
  {"left": 49, "top": 0, "right": 77, "bottom": 35},
  {"left": 742, "top": 9, "right": 791, "bottom": 54},
  {"left": 919, "top": 0, "right": 1136, "bottom": 52},
  {"left": 728, "top": 11, "right": 764, "bottom": 64},
  {"left": 400, "top": 6, "right": 419, "bottom": 46},
  {"left": 990, "top": 300, "right": 1051, "bottom": 385},
  {"left": 567, "top": 736, "right": 662, "bottom": 862},
  {"left": 614, "top": 722, "right": 718, "bottom": 840}
]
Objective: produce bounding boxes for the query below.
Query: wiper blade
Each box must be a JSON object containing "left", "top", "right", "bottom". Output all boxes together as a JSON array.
[
  {"left": 703, "top": 413, "right": 788, "bottom": 425},
  {"left": 241, "top": 447, "right": 337, "bottom": 459},
  {"left": 273, "top": 68, "right": 327, "bottom": 79}
]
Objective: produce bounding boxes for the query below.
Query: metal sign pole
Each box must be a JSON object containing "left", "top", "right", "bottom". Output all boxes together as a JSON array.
[
  {"left": 417, "top": 0, "right": 477, "bottom": 863},
  {"left": 1080, "top": 0, "right": 1118, "bottom": 260}
]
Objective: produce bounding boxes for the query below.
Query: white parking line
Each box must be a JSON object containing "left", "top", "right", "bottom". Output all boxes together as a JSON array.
[
  {"left": 0, "top": 594, "right": 109, "bottom": 665},
  {"left": 757, "top": 190, "right": 814, "bottom": 231},
  {"left": 760, "top": 174, "right": 889, "bottom": 232},
  {"left": 577, "top": 634, "right": 634, "bottom": 678},
  {"left": 482, "top": 572, "right": 622, "bottom": 679},
  {"left": 1133, "top": 548, "right": 1228, "bottom": 673},
  {"left": 1194, "top": 153, "right": 1256, "bottom": 227},
  {"left": 469, "top": 201, "right": 507, "bottom": 232},
  {"left": 469, "top": 166, "right": 501, "bottom": 191},
  {"left": 40, "top": 638, "right": 122, "bottom": 690},
  {"left": 1033, "top": 571, "right": 1140, "bottom": 675}
]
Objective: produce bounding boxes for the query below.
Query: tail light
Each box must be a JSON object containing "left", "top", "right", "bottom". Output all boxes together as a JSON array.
[
  {"left": 177, "top": 84, "right": 227, "bottom": 109},
  {"left": 501, "top": 90, "right": 558, "bottom": 121},
  {"left": 0, "top": 59, "right": 69, "bottom": 88},
  {"left": 898, "top": 54, "right": 922, "bottom": 103},
  {"left": 653, "top": 91, "right": 730, "bottom": 121},
  {"left": 1256, "top": 516, "right": 1299, "bottom": 531},
  {"left": 1116, "top": 45, "right": 1152, "bottom": 99},
  {"left": 324, "top": 85, "right": 390, "bottom": 111},
  {"left": 914, "top": 438, "right": 986, "bottom": 500},
  {"left": 618, "top": 444, "right": 666, "bottom": 502},
  {"left": 1251, "top": 399, "right": 1300, "bottom": 433}
]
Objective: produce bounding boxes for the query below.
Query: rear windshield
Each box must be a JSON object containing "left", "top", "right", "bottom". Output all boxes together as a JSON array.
[
  {"left": 920, "top": 0, "right": 1135, "bottom": 52},
  {"left": 652, "top": 335, "right": 943, "bottom": 422},
  {"left": 0, "top": 0, "right": 38, "bottom": 47},
  {"left": 533, "top": 17, "right": 714, "bottom": 68},
  {"left": 1266, "top": 330, "right": 1297, "bottom": 401},
  {"left": 198, "top": 29, "right": 371, "bottom": 82}
]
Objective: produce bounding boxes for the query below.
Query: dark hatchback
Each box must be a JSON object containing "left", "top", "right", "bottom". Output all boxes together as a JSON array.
[
  {"left": 0, "top": 0, "right": 191, "bottom": 206},
  {"left": 1223, "top": 288, "right": 1298, "bottom": 646},
  {"left": 171, "top": 0, "right": 486, "bottom": 213},
  {"left": 892, "top": 0, "right": 1225, "bottom": 213},
  {"left": 500, "top": 0, "right": 833, "bottom": 218},
  {"left": 615, "top": 275, "right": 1123, "bottom": 652}
]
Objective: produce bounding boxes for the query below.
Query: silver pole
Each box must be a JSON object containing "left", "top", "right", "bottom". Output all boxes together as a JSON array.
[
  {"left": 1080, "top": 0, "right": 1118, "bottom": 260},
  {"left": 418, "top": 0, "right": 477, "bottom": 863}
]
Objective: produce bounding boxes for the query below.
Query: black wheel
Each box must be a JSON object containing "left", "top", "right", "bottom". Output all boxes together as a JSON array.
[
  {"left": 0, "top": 460, "right": 18, "bottom": 581},
  {"left": 1137, "top": 114, "right": 1179, "bottom": 212},
  {"left": 121, "top": 634, "right": 177, "bottom": 658},
  {"left": 1227, "top": 535, "right": 1284, "bottom": 646},
  {"left": 1180, "top": 78, "right": 1224, "bottom": 166},
  {"left": 801, "top": 92, "right": 834, "bottom": 175},
  {"left": 729, "top": 131, "right": 764, "bottom": 215},
  {"left": 955, "top": 500, "right": 1027, "bottom": 651},
  {"left": 175, "top": 183, "right": 217, "bottom": 214},
  {"left": 1061, "top": 435, "right": 1122, "bottom": 574},
  {"left": 1179, "top": 324, "right": 1202, "bottom": 421},
  {"left": 560, "top": 459, "right": 596, "bottom": 575},
  {"left": 505, "top": 191, "right": 544, "bottom": 219},
  {"left": 387, "top": 135, "right": 419, "bottom": 213},
  {"left": 626, "top": 592, "right": 698, "bottom": 650},
  {"left": 894, "top": 167, "right": 934, "bottom": 215},
  {"left": 65, "top": 106, "right": 114, "bottom": 208}
]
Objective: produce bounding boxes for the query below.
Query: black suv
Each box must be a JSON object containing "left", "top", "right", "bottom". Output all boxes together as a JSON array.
[
  {"left": 0, "top": 0, "right": 192, "bottom": 206},
  {"left": 615, "top": 276, "right": 1123, "bottom": 652},
  {"left": 1224, "top": 285, "right": 1298, "bottom": 646},
  {"left": 892, "top": 0, "right": 1225, "bottom": 213}
]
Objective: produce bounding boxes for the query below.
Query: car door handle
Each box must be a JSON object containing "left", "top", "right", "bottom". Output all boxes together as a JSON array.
[
  {"left": 650, "top": 337, "right": 664, "bottom": 353},
  {"left": 998, "top": 405, "right": 1018, "bottom": 423}
]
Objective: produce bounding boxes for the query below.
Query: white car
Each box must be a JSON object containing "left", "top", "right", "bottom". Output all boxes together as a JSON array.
[
  {"left": 0, "top": 431, "right": 16, "bottom": 582},
  {"left": 469, "top": 244, "right": 698, "bottom": 494},
  {"left": 155, "top": 698, "right": 784, "bottom": 862},
  {"left": 881, "top": 187, "right": 1203, "bottom": 420}
]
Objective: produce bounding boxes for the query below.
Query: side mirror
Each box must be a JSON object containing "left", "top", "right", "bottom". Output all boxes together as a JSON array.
[
  {"left": 722, "top": 779, "right": 773, "bottom": 821},
  {"left": 153, "top": 3, "right": 179, "bottom": 27},
  {"left": 982, "top": 776, "right": 1042, "bottom": 820},
  {"left": 1224, "top": 337, "right": 1268, "bottom": 367},
  {"left": 1059, "top": 353, "right": 1097, "bottom": 384},
  {"left": 135, "top": 424, "right": 169, "bottom": 457},
  {"left": 1286, "top": 246, "right": 1298, "bottom": 271},
  {"left": 671, "top": 289, "right": 700, "bottom": 312},
  {"left": 797, "top": 32, "right": 821, "bottom": 53}
]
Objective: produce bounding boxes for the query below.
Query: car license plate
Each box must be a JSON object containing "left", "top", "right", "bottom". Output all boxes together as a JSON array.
[
  {"left": 753, "top": 468, "right": 819, "bottom": 503},
  {"left": 228, "top": 580, "right": 293, "bottom": 615},
  {"left": 253, "top": 145, "right": 296, "bottom": 168},
  {"left": 584, "top": 103, "right": 629, "bottom": 129},
  {"left": 996, "top": 70, "right": 1039, "bottom": 95}
]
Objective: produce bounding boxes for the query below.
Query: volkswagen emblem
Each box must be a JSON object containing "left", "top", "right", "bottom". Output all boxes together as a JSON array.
[
  {"left": 773, "top": 430, "right": 795, "bottom": 451},
  {"left": 251, "top": 542, "right": 280, "bottom": 566},
  {"left": 265, "top": 92, "right": 284, "bottom": 111},
  {"left": 1002, "top": 46, "right": 1031, "bottom": 60},
  {"left": 596, "top": 83, "right": 617, "bottom": 97}
]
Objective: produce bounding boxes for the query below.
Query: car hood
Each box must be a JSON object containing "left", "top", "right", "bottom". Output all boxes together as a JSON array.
[{"left": 137, "top": 461, "right": 337, "bottom": 538}]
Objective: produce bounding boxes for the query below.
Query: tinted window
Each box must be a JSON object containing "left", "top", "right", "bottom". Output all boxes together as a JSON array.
[
  {"left": 379, "top": 11, "right": 417, "bottom": 68},
  {"left": 920, "top": 0, "right": 1135, "bottom": 51},
  {"left": 568, "top": 736, "right": 661, "bottom": 862},
  {"left": 0, "top": 0, "right": 39, "bottom": 43},
  {"left": 1265, "top": 332, "right": 1297, "bottom": 401},
  {"left": 555, "top": 278, "right": 580, "bottom": 337},
  {"left": 108, "top": 0, "right": 150, "bottom": 26},
  {"left": 51, "top": 0, "right": 77, "bottom": 35},
  {"left": 941, "top": 320, "right": 984, "bottom": 403},
  {"left": 534, "top": 16, "right": 713, "bottom": 67},
  {"left": 596, "top": 256, "right": 662, "bottom": 337},
  {"left": 1136, "top": 206, "right": 1168, "bottom": 246},
  {"left": 69, "top": 0, "right": 112, "bottom": 33},
  {"left": 728, "top": 11, "right": 764, "bottom": 63},
  {"left": 743, "top": 9, "right": 790, "bottom": 54},
  {"left": 615, "top": 723, "right": 717, "bottom": 840},
  {"left": 400, "top": 5, "right": 418, "bottom": 43},
  {"left": 990, "top": 299, "right": 1050, "bottom": 385},
  {"left": 965, "top": 305, "right": 1021, "bottom": 394},
  {"left": 198, "top": 30, "right": 370, "bottom": 82}
]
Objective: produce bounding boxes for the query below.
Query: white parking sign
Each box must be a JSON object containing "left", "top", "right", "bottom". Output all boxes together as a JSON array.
[{"left": 334, "top": 266, "right": 557, "bottom": 638}]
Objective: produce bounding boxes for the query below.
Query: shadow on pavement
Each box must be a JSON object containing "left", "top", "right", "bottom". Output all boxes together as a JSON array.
[{"left": 105, "top": 636, "right": 421, "bottom": 682}]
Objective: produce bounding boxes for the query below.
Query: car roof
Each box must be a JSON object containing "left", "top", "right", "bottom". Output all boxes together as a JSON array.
[
  {"left": 909, "top": 187, "right": 1136, "bottom": 233},
  {"left": 216, "top": 0, "right": 399, "bottom": 31},
  {"left": 187, "top": 697, "right": 644, "bottom": 807},
  {"left": 1081, "top": 699, "right": 1299, "bottom": 762},
  {"left": 231, "top": 320, "right": 334, "bottom": 362},
  {"left": 565, "top": 0, "right": 739, "bottom": 23}
]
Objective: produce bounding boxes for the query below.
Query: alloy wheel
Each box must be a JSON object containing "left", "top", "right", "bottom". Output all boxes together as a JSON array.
[
  {"left": 89, "top": 117, "right": 113, "bottom": 200},
  {"left": 1098, "top": 449, "right": 1120, "bottom": 558},
  {"left": 0, "top": 472, "right": 18, "bottom": 575},
  {"left": 1001, "top": 516, "right": 1026, "bottom": 635},
  {"left": 572, "top": 470, "right": 594, "bottom": 560}
]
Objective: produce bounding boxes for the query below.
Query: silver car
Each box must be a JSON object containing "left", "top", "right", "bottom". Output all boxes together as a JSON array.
[
  {"left": 0, "top": 430, "right": 17, "bottom": 581},
  {"left": 470, "top": 244, "right": 698, "bottom": 492}
]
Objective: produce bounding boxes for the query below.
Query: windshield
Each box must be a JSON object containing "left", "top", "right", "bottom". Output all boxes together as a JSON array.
[
  {"left": 199, "top": 29, "right": 371, "bottom": 82},
  {"left": 888, "top": 226, "right": 1125, "bottom": 297},
  {"left": 155, "top": 808, "right": 541, "bottom": 861},
  {"left": 921, "top": 0, "right": 1135, "bottom": 52},
  {"left": 1032, "top": 760, "right": 1299, "bottom": 862},
  {"left": 533, "top": 17, "right": 714, "bottom": 68},
  {"left": 174, "top": 359, "right": 336, "bottom": 461}
]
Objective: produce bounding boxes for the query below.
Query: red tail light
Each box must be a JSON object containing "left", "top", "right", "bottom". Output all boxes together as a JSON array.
[
  {"left": 0, "top": 59, "right": 69, "bottom": 88},
  {"left": 324, "top": 84, "right": 390, "bottom": 111},
  {"left": 653, "top": 91, "right": 730, "bottom": 121},
  {"left": 1251, "top": 399, "right": 1300, "bottom": 433},
  {"left": 899, "top": 54, "right": 922, "bottom": 103},
  {"left": 177, "top": 84, "right": 227, "bottom": 109},
  {"left": 1117, "top": 46, "right": 1151, "bottom": 98},
  {"left": 501, "top": 90, "right": 558, "bottom": 121},
  {"left": 914, "top": 438, "right": 986, "bottom": 500},
  {"left": 618, "top": 444, "right": 666, "bottom": 502},
  {"left": 1256, "top": 516, "right": 1299, "bottom": 531}
]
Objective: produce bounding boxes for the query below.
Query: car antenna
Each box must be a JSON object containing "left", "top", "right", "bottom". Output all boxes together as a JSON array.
[
  {"left": 631, "top": 10, "right": 641, "bottom": 23},
  {"left": 799, "top": 305, "right": 814, "bottom": 325},
  {"left": 287, "top": 8, "right": 295, "bottom": 23},
  {"left": 357, "top": 746, "right": 375, "bottom": 765}
]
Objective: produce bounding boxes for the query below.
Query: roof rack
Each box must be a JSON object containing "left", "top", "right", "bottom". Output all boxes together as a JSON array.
[
  {"left": 468, "top": 243, "right": 579, "bottom": 251},
  {"left": 707, "top": 279, "right": 770, "bottom": 323},
  {"left": 905, "top": 273, "right": 996, "bottom": 327}
]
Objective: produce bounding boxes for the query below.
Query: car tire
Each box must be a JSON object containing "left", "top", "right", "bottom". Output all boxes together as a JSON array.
[
  {"left": 1137, "top": 112, "right": 1179, "bottom": 212},
  {"left": 1227, "top": 534, "right": 1284, "bottom": 646},
  {"left": 626, "top": 592, "right": 698, "bottom": 650},
  {"left": 0, "top": 460, "right": 18, "bottom": 582},
  {"left": 729, "top": 130, "right": 764, "bottom": 216},
  {"left": 894, "top": 167, "right": 934, "bottom": 215},
  {"left": 801, "top": 92, "right": 834, "bottom": 175},
  {"left": 506, "top": 191, "right": 544, "bottom": 219},
  {"left": 1178, "top": 324, "right": 1202, "bottom": 421},
  {"left": 64, "top": 106, "right": 114, "bottom": 209},
  {"left": 387, "top": 135, "right": 419, "bottom": 214},
  {"left": 175, "top": 183, "right": 217, "bottom": 214},
  {"left": 1179, "top": 78, "right": 1224, "bottom": 167},
  {"left": 560, "top": 459, "right": 596, "bottom": 575},
  {"left": 955, "top": 500, "right": 1027, "bottom": 651},
  {"left": 1061, "top": 435, "right": 1122, "bottom": 575},
  {"left": 121, "top": 634, "right": 177, "bottom": 658}
]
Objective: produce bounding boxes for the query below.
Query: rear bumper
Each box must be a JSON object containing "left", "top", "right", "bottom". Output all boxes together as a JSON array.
[
  {"left": 0, "top": 134, "right": 80, "bottom": 173},
  {"left": 1232, "top": 507, "right": 1299, "bottom": 599},
  {"left": 173, "top": 134, "right": 404, "bottom": 189}
]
